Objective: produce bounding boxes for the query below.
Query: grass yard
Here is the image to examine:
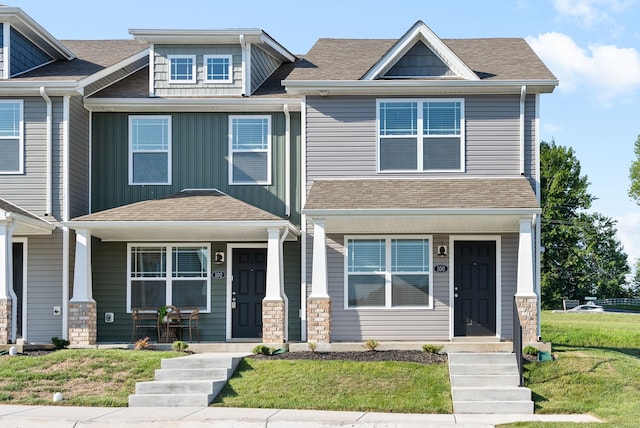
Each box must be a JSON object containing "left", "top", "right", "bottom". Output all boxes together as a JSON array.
[
  {"left": 213, "top": 358, "right": 452, "bottom": 414},
  {"left": 506, "top": 311, "right": 640, "bottom": 428},
  {"left": 0, "top": 348, "right": 183, "bottom": 406}
]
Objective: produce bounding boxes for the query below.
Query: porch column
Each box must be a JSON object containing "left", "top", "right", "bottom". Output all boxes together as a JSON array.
[
  {"left": 69, "top": 229, "right": 97, "bottom": 345},
  {"left": 0, "top": 218, "right": 16, "bottom": 344},
  {"left": 263, "top": 227, "right": 287, "bottom": 345},
  {"left": 308, "top": 219, "right": 331, "bottom": 344},
  {"left": 516, "top": 217, "right": 538, "bottom": 345}
]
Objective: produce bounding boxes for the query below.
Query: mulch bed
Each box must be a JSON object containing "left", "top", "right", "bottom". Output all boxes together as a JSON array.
[{"left": 250, "top": 350, "right": 447, "bottom": 364}]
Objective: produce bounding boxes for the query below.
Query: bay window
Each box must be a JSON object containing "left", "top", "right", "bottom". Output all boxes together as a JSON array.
[
  {"left": 128, "top": 244, "right": 210, "bottom": 312},
  {"left": 378, "top": 99, "right": 463, "bottom": 172},
  {"left": 346, "top": 236, "right": 432, "bottom": 309}
]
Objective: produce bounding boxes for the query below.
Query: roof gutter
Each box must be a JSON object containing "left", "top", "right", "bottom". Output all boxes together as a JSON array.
[
  {"left": 83, "top": 97, "right": 302, "bottom": 112},
  {"left": 302, "top": 208, "right": 542, "bottom": 216}
]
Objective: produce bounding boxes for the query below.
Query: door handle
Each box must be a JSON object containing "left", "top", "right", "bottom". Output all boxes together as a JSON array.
[
  {"left": 231, "top": 297, "right": 237, "bottom": 309},
  {"left": 454, "top": 293, "right": 459, "bottom": 298}
]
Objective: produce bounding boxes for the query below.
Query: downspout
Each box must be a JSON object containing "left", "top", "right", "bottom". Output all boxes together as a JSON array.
[
  {"left": 39, "top": 87, "right": 52, "bottom": 216},
  {"left": 519, "top": 85, "right": 527, "bottom": 175},
  {"left": 284, "top": 104, "right": 291, "bottom": 217},
  {"left": 300, "top": 96, "right": 307, "bottom": 341},
  {"left": 279, "top": 228, "right": 289, "bottom": 342},
  {"left": 239, "top": 35, "right": 249, "bottom": 96},
  {"left": 148, "top": 44, "right": 155, "bottom": 97},
  {"left": 62, "top": 96, "right": 71, "bottom": 340},
  {"left": 535, "top": 93, "right": 542, "bottom": 340}
]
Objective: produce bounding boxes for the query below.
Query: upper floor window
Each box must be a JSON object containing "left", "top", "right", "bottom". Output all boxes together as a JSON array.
[
  {"left": 377, "top": 99, "right": 463, "bottom": 172},
  {"left": 168, "top": 55, "right": 196, "bottom": 83},
  {"left": 128, "top": 244, "right": 211, "bottom": 312},
  {"left": 205, "top": 55, "right": 232, "bottom": 83},
  {"left": 0, "top": 100, "right": 23, "bottom": 174},
  {"left": 129, "top": 116, "right": 171, "bottom": 185},
  {"left": 229, "top": 115, "right": 271, "bottom": 185},
  {"left": 346, "top": 236, "right": 432, "bottom": 309}
]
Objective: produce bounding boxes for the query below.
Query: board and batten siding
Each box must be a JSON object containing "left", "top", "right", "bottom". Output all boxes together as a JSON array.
[
  {"left": 153, "top": 45, "right": 243, "bottom": 97},
  {"left": 305, "top": 95, "right": 538, "bottom": 187},
  {"left": 24, "top": 231, "right": 64, "bottom": 342},
  {"left": 250, "top": 45, "right": 281, "bottom": 94},
  {"left": 68, "top": 96, "right": 90, "bottom": 219},
  {"left": 0, "top": 97, "right": 65, "bottom": 219},
  {"left": 91, "top": 111, "right": 301, "bottom": 226}
]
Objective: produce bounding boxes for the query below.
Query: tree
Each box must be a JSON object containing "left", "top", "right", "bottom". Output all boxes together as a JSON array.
[
  {"left": 629, "top": 135, "right": 640, "bottom": 205},
  {"left": 630, "top": 260, "right": 640, "bottom": 298},
  {"left": 540, "top": 140, "right": 629, "bottom": 309}
]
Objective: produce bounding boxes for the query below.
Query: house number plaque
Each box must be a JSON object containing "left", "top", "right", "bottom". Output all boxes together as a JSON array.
[
  {"left": 213, "top": 271, "right": 226, "bottom": 279},
  {"left": 435, "top": 265, "right": 448, "bottom": 273}
]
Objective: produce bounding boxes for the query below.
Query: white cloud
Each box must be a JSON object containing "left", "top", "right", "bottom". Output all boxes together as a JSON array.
[
  {"left": 551, "top": 0, "right": 634, "bottom": 28},
  {"left": 527, "top": 32, "right": 640, "bottom": 106}
]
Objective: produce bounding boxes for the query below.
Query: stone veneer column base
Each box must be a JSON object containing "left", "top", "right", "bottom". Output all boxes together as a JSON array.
[
  {"left": 307, "top": 297, "right": 331, "bottom": 344},
  {"left": 262, "top": 299, "right": 286, "bottom": 345},
  {"left": 515, "top": 295, "right": 539, "bottom": 345},
  {"left": 68, "top": 301, "right": 97, "bottom": 345},
  {"left": 0, "top": 298, "right": 11, "bottom": 344}
]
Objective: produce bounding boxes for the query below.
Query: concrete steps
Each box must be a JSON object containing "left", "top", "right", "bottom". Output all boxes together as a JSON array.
[
  {"left": 449, "top": 352, "right": 533, "bottom": 414},
  {"left": 128, "top": 352, "right": 248, "bottom": 407}
]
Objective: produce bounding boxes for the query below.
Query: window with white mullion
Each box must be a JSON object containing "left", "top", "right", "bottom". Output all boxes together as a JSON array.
[
  {"left": 0, "top": 100, "right": 23, "bottom": 174},
  {"left": 229, "top": 115, "right": 271, "bottom": 185}
]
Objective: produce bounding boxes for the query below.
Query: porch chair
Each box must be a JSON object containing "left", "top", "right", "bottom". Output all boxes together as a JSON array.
[
  {"left": 177, "top": 307, "right": 200, "bottom": 342},
  {"left": 131, "top": 308, "right": 159, "bottom": 342},
  {"left": 161, "top": 305, "right": 181, "bottom": 343}
]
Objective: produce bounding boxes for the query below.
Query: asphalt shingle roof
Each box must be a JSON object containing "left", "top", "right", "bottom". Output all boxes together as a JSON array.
[{"left": 304, "top": 178, "right": 540, "bottom": 211}]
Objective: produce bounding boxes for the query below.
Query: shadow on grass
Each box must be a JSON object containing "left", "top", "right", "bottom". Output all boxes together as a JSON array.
[
  {"left": 551, "top": 343, "right": 640, "bottom": 359},
  {"left": 211, "top": 359, "right": 254, "bottom": 403}
]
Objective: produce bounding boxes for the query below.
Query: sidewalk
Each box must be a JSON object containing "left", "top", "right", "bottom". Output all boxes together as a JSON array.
[{"left": 0, "top": 405, "right": 600, "bottom": 427}]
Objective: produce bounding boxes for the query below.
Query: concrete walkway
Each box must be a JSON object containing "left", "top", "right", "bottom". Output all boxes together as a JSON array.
[{"left": 0, "top": 405, "right": 601, "bottom": 427}]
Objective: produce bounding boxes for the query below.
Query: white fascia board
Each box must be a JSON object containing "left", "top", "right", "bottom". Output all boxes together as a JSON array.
[
  {"left": 5, "top": 212, "right": 55, "bottom": 233},
  {"left": 259, "top": 33, "right": 296, "bottom": 62},
  {"left": 363, "top": 21, "right": 478, "bottom": 81},
  {"left": 129, "top": 28, "right": 264, "bottom": 44},
  {"left": 83, "top": 97, "right": 302, "bottom": 112},
  {"left": 0, "top": 81, "right": 80, "bottom": 96},
  {"left": 0, "top": 7, "right": 75, "bottom": 60},
  {"left": 283, "top": 79, "right": 558, "bottom": 95},
  {"left": 66, "top": 220, "right": 300, "bottom": 233},
  {"left": 302, "top": 208, "right": 541, "bottom": 217},
  {"left": 78, "top": 49, "right": 149, "bottom": 92}
]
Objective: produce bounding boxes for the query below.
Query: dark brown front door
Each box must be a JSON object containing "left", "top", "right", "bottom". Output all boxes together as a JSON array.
[
  {"left": 454, "top": 241, "right": 496, "bottom": 337},
  {"left": 231, "top": 248, "right": 267, "bottom": 338}
]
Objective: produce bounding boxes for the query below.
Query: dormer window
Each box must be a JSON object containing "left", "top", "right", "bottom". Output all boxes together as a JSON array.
[
  {"left": 205, "top": 55, "right": 232, "bottom": 83},
  {"left": 168, "top": 55, "right": 196, "bottom": 83}
]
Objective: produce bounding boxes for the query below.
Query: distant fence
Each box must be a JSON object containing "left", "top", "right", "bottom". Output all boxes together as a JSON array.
[{"left": 594, "top": 298, "right": 640, "bottom": 307}]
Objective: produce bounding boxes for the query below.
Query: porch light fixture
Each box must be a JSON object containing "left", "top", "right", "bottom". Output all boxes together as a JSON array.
[
  {"left": 214, "top": 251, "right": 225, "bottom": 264},
  {"left": 437, "top": 245, "right": 448, "bottom": 257}
]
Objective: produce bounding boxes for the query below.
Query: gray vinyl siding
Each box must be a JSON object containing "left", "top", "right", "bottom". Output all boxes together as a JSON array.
[
  {"left": 9, "top": 27, "right": 52, "bottom": 77},
  {"left": 68, "top": 96, "right": 90, "bottom": 218},
  {"left": 305, "top": 95, "right": 535, "bottom": 186},
  {"left": 500, "top": 233, "right": 518, "bottom": 340},
  {"left": 0, "top": 24, "right": 4, "bottom": 77},
  {"left": 385, "top": 42, "right": 455, "bottom": 78},
  {"left": 154, "top": 45, "right": 242, "bottom": 96},
  {"left": 84, "top": 55, "right": 148, "bottom": 97},
  {"left": 0, "top": 97, "right": 64, "bottom": 219},
  {"left": 25, "top": 231, "right": 64, "bottom": 343},
  {"left": 93, "top": 240, "right": 300, "bottom": 343},
  {"left": 250, "top": 45, "right": 280, "bottom": 94},
  {"left": 524, "top": 94, "right": 537, "bottom": 185}
]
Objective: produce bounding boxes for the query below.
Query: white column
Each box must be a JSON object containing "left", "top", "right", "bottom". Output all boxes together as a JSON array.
[
  {"left": 71, "top": 229, "right": 94, "bottom": 302},
  {"left": 516, "top": 217, "right": 535, "bottom": 296},
  {"left": 310, "top": 219, "right": 329, "bottom": 298},
  {"left": 0, "top": 218, "right": 16, "bottom": 300},
  {"left": 265, "top": 227, "right": 284, "bottom": 300}
]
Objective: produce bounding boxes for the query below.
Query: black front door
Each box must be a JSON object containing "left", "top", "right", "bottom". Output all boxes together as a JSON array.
[
  {"left": 12, "top": 242, "right": 23, "bottom": 339},
  {"left": 454, "top": 241, "right": 496, "bottom": 337},
  {"left": 231, "top": 248, "right": 267, "bottom": 338}
]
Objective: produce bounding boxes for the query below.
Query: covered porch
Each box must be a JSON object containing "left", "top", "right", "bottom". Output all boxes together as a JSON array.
[{"left": 66, "top": 190, "right": 299, "bottom": 346}]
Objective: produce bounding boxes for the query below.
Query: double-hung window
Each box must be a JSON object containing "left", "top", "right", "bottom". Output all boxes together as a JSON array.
[
  {"left": 168, "top": 55, "right": 196, "bottom": 83},
  {"left": 378, "top": 99, "right": 463, "bottom": 171},
  {"left": 128, "top": 244, "right": 211, "bottom": 312},
  {"left": 204, "top": 55, "right": 232, "bottom": 83},
  {"left": 229, "top": 115, "right": 271, "bottom": 185},
  {"left": 0, "top": 100, "right": 23, "bottom": 174},
  {"left": 346, "top": 236, "right": 432, "bottom": 309},
  {"left": 129, "top": 115, "right": 171, "bottom": 185}
]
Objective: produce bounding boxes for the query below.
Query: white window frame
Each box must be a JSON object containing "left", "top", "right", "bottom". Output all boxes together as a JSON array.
[
  {"left": 128, "top": 115, "right": 172, "bottom": 185},
  {"left": 204, "top": 54, "right": 233, "bottom": 83},
  {"left": 126, "top": 243, "right": 211, "bottom": 313},
  {"left": 0, "top": 99, "right": 24, "bottom": 174},
  {"left": 344, "top": 235, "right": 433, "bottom": 310},
  {"left": 228, "top": 115, "right": 272, "bottom": 185},
  {"left": 376, "top": 98, "right": 465, "bottom": 173},
  {"left": 167, "top": 54, "right": 196, "bottom": 83}
]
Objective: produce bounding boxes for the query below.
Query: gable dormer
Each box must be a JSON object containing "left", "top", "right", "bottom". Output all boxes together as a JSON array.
[
  {"left": 0, "top": 6, "right": 74, "bottom": 79},
  {"left": 129, "top": 29, "right": 295, "bottom": 97},
  {"left": 364, "top": 20, "right": 478, "bottom": 81}
]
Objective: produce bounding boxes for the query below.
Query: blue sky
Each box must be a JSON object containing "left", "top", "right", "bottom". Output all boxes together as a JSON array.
[{"left": 15, "top": 0, "right": 640, "bottom": 268}]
